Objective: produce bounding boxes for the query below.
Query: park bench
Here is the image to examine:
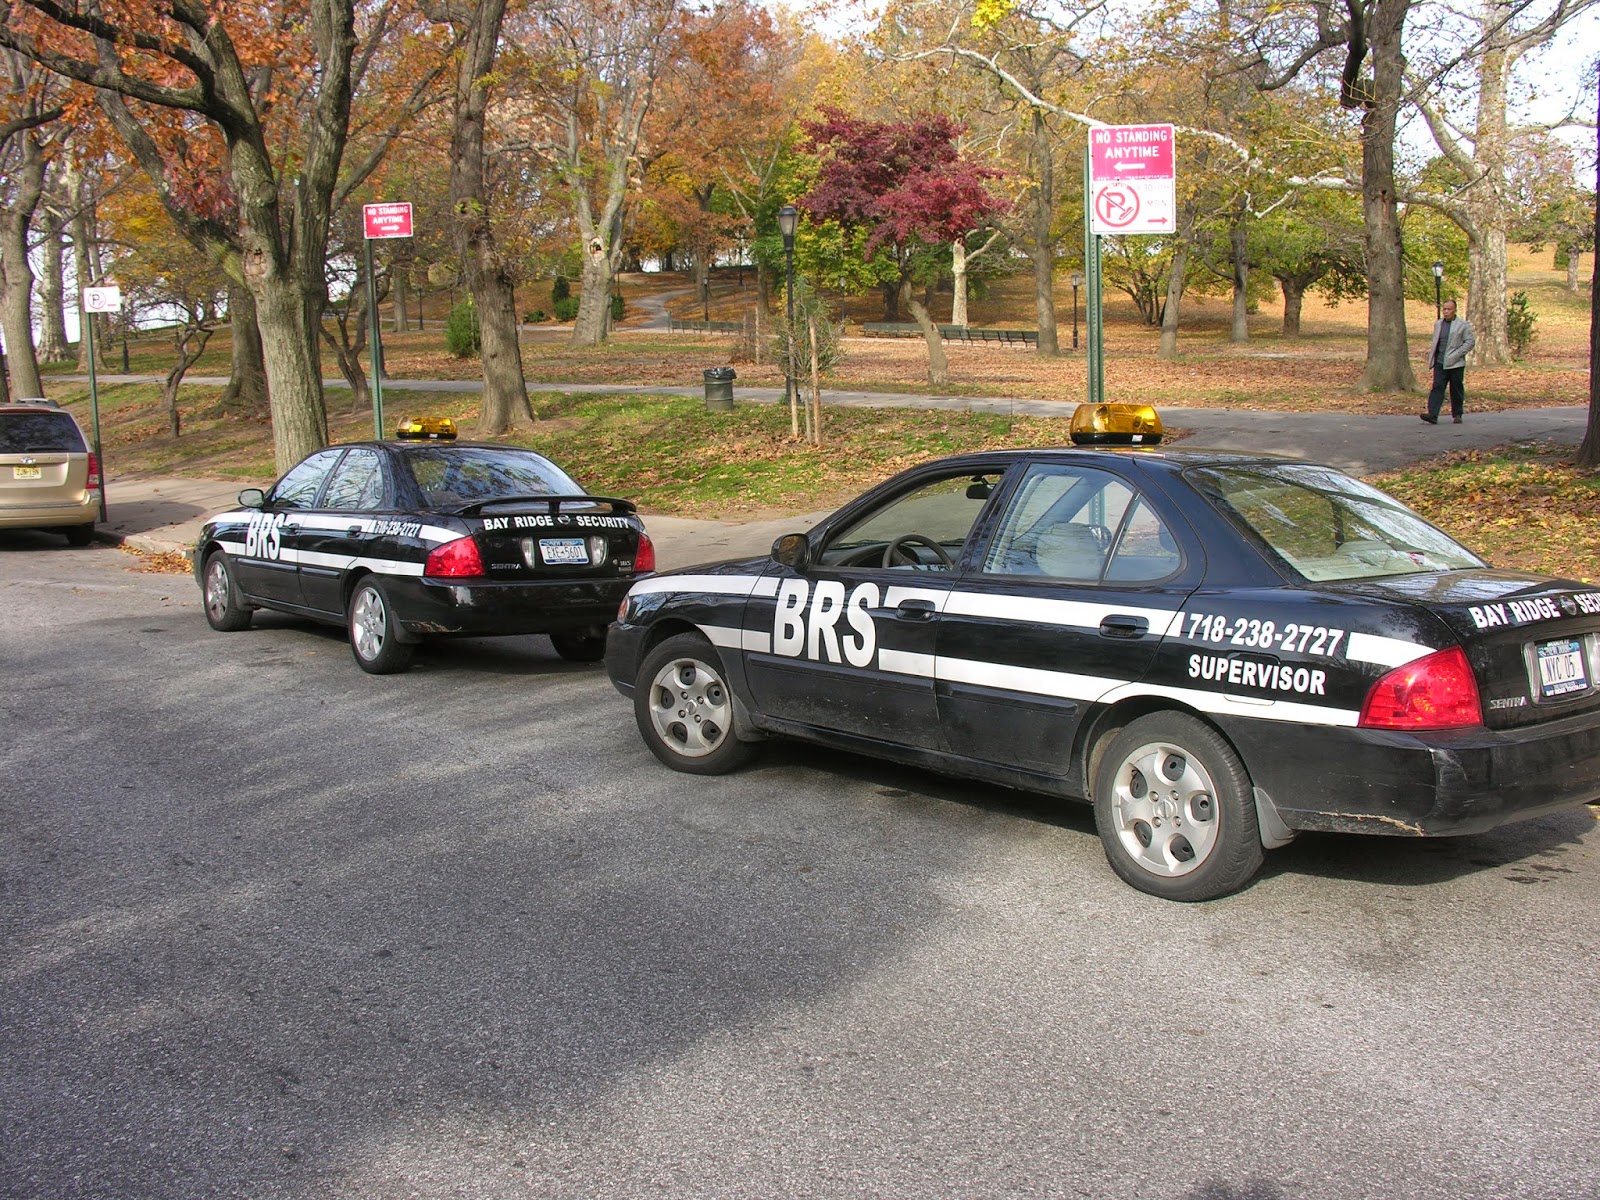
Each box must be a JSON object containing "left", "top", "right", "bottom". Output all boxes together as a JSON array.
[
  {"left": 669, "top": 318, "right": 743, "bottom": 334},
  {"left": 861, "top": 322, "right": 1038, "bottom": 347}
]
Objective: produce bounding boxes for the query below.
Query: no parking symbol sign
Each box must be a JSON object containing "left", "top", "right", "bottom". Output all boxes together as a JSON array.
[{"left": 1089, "top": 124, "right": 1176, "bottom": 235}]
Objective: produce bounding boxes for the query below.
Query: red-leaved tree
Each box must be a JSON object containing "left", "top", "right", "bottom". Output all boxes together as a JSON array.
[{"left": 801, "top": 106, "right": 1006, "bottom": 387}]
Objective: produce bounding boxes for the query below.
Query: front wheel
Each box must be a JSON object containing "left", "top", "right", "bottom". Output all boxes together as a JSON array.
[
  {"left": 1092, "top": 712, "right": 1263, "bottom": 901},
  {"left": 202, "top": 552, "right": 253, "bottom": 632},
  {"left": 348, "top": 578, "right": 415, "bottom": 675},
  {"left": 634, "top": 633, "right": 752, "bottom": 775}
]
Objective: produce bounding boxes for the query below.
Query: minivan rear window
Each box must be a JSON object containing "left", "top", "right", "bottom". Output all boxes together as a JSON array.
[{"left": 0, "top": 412, "right": 86, "bottom": 453}]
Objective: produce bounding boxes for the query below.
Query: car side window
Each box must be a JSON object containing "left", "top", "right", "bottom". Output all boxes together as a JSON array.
[
  {"left": 320, "top": 449, "right": 387, "bottom": 511},
  {"left": 983, "top": 464, "right": 1178, "bottom": 583},
  {"left": 269, "top": 449, "right": 344, "bottom": 510},
  {"left": 817, "top": 471, "right": 1001, "bottom": 570}
]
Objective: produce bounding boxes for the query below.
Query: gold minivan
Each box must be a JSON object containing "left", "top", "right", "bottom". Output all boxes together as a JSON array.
[{"left": 0, "top": 400, "right": 101, "bottom": 546}]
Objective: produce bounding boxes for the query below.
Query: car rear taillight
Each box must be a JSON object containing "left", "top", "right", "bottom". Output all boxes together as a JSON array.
[
  {"left": 424, "top": 535, "right": 485, "bottom": 578},
  {"left": 635, "top": 532, "right": 656, "bottom": 573},
  {"left": 1358, "top": 646, "right": 1482, "bottom": 730},
  {"left": 86, "top": 452, "right": 101, "bottom": 491}
]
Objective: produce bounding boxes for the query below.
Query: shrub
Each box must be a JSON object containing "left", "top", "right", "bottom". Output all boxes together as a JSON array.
[
  {"left": 551, "top": 274, "right": 570, "bottom": 303},
  {"left": 523, "top": 309, "right": 547, "bottom": 323},
  {"left": 773, "top": 278, "right": 844, "bottom": 378},
  {"left": 610, "top": 294, "right": 625, "bottom": 322},
  {"left": 553, "top": 296, "right": 580, "bottom": 322},
  {"left": 1506, "top": 291, "right": 1537, "bottom": 359},
  {"left": 445, "top": 300, "right": 480, "bottom": 358}
]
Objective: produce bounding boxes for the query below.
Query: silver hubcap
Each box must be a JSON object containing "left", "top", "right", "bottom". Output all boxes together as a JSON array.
[
  {"left": 205, "top": 560, "right": 229, "bottom": 620},
  {"left": 647, "top": 656, "right": 732, "bottom": 758},
  {"left": 1108, "top": 740, "right": 1220, "bottom": 878},
  {"left": 352, "top": 587, "right": 387, "bottom": 661}
]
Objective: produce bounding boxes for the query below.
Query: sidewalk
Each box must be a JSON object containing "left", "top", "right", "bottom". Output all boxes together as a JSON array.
[{"left": 93, "top": 395, "right": 1593, "bottom": 567}]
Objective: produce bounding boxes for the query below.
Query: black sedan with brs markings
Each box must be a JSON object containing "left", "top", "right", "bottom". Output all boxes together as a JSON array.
[
  {"left": 196, "top": 419, "right": 654, "bottom": 673},
  {"left": 605, "top": 404, "right": 1600, "bottom": 901}
]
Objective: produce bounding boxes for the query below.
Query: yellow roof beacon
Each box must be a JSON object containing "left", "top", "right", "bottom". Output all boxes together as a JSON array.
[
  {"left": 395, "top": 416, "right": 458, "bottom": 441},
  {"left": 1068, "top": 402, "right": 1163, "bottom": 446}
]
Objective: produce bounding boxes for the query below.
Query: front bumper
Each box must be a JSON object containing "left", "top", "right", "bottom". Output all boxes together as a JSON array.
[
  {"left": 1227, "top": 709, "right": 1600, "bottom": 836},
  {"left": 603, "top": 620, "right": 650, "bottom": 697},
  {"left": 389, "top": 575, "right": 631, "bottom": 639}
]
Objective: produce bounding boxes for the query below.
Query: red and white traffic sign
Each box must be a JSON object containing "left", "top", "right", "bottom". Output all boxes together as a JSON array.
[
  {"left": 363, "top": 202, "right": 414, "bottom": 239},
  {"left": 1089, "top": 124, "right": 1176, "bottom": 235}
]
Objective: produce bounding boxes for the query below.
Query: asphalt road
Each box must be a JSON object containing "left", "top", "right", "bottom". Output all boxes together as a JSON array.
[{"left": 4, "top": 535, "right": 1599, "bottom": 1200}]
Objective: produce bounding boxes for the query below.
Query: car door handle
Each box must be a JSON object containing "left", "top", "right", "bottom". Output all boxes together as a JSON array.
[
  {"left": 1099, "top": 614, "right": 1149, "bottom": 639},
  {"left": 284, "top": 523, "right": 300, "bottom": 535},
  {"left": 347, "top": 525, "right": 365, "bottom": 536},
  {"left": 895, "top": 598, "right": 937, "bottom": 621}
]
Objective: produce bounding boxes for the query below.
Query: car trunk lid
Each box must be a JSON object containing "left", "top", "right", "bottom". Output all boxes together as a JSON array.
[{"left": 455, "top": 495, "right": 650, "bottom": 579}]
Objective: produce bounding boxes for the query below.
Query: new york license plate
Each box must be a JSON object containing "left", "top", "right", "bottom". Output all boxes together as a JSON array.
[
  {"left": 1535, "top": 638, "right": 1588, "bottom": 699},
  {"left": 538, "top": 537, "right": 589, "bottom": 565},
  {"left": 13, "top": 465, "right": 41, "bottom": 480}
]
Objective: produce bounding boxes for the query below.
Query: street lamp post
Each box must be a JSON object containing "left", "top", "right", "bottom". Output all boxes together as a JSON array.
[
  {"left": 1432, "top": 261, "right": 1444, "bottom": 320},
  {"left": 777, "top": 204, "right": 799, "bottom": 437},
  {"left": 1070, "top": 271, "right": 1082, "bottom": 351}
]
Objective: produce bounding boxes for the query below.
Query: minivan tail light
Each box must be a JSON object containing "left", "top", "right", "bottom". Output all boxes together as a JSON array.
[
  {"left": 634, "top": 532, "right": 656, "bottom": 573},
  {"left": 424, "top": 535, "right": 485, "bottom": 578},
  {"left": 86, "top": 452, "right": 101, "bottom": 491},
  {"left": 1358, "top": 646, "right": 1482, "bottom": 730}
]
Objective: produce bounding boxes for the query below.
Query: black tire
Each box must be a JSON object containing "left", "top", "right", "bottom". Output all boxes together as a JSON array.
[
  {"left": 1092, "top": 712, "right": 1264, "bottom": 901},
  {"left": 65, "top": 523, "right": 94, "bottom": 547},
  {"left": 551, "top": 631, "right": 607, "bottom": 663},
  {"left": 347, "top": 577, "right": 416, "bottom": 675},
  {"left": 633, "top": 633, "right": 753, "bottom": 775},
  {"left": 202, "top": 551, "right": 253, "bottom": 632}
]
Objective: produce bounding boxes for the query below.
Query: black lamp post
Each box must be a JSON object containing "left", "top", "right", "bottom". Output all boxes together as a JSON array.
[
  {"left": 1070, "top": 271, "right": 1082, "bottom": 351},
  {"left": 777, "top": 204, "right": 798, "bottom": 425},
  {"left": 1432, "top": 261, "right": 1444, "bottom": 319}
]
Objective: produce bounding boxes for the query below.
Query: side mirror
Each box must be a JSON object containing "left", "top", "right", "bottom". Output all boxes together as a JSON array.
[
  {"left": 772, "top": 532, "right": 810, "bottom": 571},
  {"left": 238, "top": 488, "right": 266, "bottom": 509}
]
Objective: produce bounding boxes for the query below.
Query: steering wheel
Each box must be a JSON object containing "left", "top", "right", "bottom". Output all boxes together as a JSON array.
[{"left": 882, "top": 532, "right": 955, "bottom": 569}]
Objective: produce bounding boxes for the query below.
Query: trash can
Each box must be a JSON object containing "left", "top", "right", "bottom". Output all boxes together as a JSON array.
[{"left": 703, "top": 366, "right": 736, "bottom": 412}]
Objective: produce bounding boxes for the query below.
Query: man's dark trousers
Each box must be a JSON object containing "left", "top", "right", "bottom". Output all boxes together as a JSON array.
[{"left": 1426, "top": 364, "right": 1465, "bottom": 421}]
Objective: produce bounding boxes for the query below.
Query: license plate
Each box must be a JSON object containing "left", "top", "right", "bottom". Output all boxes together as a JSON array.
[
  {"left": 13, "top": 465, "right": 40, "bottom": 480},
  {"left": 1535, "top": 638, "right": 1588, "bottom": 699},
  {"left": 538, "top": 537, "right": 589, "bottom": 565}
]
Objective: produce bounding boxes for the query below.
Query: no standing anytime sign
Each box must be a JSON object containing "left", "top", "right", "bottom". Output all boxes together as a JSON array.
[{"left": 1089, "top": 124, "right": 1176, "bottom": 235}]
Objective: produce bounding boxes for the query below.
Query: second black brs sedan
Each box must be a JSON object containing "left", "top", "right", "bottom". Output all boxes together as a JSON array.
[{"left": 195, "top": 419, "right": 654, "bottom": 673}]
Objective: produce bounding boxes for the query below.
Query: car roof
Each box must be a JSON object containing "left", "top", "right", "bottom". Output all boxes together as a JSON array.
[{"left": 915, "top": 445, "right": 1324, "bottom": 475}]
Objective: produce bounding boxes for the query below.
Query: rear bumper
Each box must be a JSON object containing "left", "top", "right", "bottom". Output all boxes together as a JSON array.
[
  {"left": 0, "top": 495, "right": 98, "bottom": 529},
  {"left": 1228, "top": 710, "right": 1600, "bottom": 836},
  {"left": 388, "top": 574, "right": 631, "bottom": 638}
]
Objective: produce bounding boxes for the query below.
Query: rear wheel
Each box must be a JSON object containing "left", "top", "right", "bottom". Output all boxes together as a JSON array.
[
  {"left": 65, "top": 523, "right": 94, "bottom": 547},
  {"left": 551, "top": 631, "right": 607, "bottom": 662},
  {"left": 202, "top": 552, "right": 253, "bottom": 632},
  {"left": 1092, "top": 712, "right": 1263, "bottom": 901},
  {"left": 634, "top": 633, "right": 752, "bottom": 775},
  {"left": 348, "top": 578, "right": 415, "bottom": 675}
]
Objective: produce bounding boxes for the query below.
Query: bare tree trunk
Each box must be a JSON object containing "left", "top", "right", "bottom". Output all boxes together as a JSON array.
[
  {"left": 0, "top": 132, "right": 45, "bottom": 398},
  {"left": 68, "top": 174, "right": 99, "bottom": 372},
  {"left": 1577, "top": 79, "right": 1599, "bottom": 469},
  {"left": 217, "top": 285, "right": 270, "bottom": 417},
  {"left": 1158, "top": 240, "right": 1190, "bottom": 360},
  {"left": 951, "top": 239, "right": 970, "bottom": 327},
  {"left": 1280, "top": 278, "right": 1306, "bottom": 336},
  {"left": 1567, "top": 248, "right": 1582, "bottom": 293},
  {"left": 1029, "top": 110, "right": 1060, "bottom": 357},
  {"left": 1354, "top": 0, "right": 1417, "bottom": 393},
  {"left": 903, "top": 278, "right": 948, "bottom": 387},
  {"left": 37, "top": 211, "right": 70, "bottom": 362},
  {"left": 445, "top": 0, "right": 533, "bottom": 436},
  {"left": 1230, "top": 214, "right": 1250, "bottom": 343}
]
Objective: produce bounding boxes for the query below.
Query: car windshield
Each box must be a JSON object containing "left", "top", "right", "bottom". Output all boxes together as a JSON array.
[
  {"left": 403, "top": 446, "right": 583, "bottom": 508},
  {"left": 1188, "top": 462, "right": 1485, "bottom": 581},
  {"left": 0, "top": 412, "right": 85, "bottom": 453}
]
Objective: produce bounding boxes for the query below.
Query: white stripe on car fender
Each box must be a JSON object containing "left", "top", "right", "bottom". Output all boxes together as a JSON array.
[
  {"left": 1345, "top": 631, "right": 1431, "bottom": 669},
  {"left": 630, "top": 573, "right": 775, "bottom": 599}
]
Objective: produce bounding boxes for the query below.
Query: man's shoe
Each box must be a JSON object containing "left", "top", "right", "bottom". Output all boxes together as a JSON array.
[
  {"left": 1420, "top": 414, "right": 1438, "bottom": 424},
  {"left": 1452, "top": 416, "right": 1462, "bottom": 423}
]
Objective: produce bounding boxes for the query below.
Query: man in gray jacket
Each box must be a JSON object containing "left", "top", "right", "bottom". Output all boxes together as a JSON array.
[{"left": 1421, "top": 298, "right": 1476, "bottom": 424}]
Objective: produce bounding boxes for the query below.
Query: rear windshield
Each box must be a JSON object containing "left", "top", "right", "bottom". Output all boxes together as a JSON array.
[
  {"left": 1187, "top": 462, "right": 1485, "bottom": 581},
  {"left": 402, "top": 446, "right": 583, "bottom": 508},
  {"left": 0, "top": 411, "right": 86, "bottom": 453}
]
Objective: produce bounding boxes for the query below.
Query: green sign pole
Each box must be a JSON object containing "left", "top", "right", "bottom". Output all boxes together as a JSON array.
[
  {"left": 365, "top": 237, "right": 385, "bottom": 440},
  {"left": 1082, "top": 148, "right": 1105, "bottom": 405},
  {"left": 83, "top": 304, "right": 108, "bottom": 520}
]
